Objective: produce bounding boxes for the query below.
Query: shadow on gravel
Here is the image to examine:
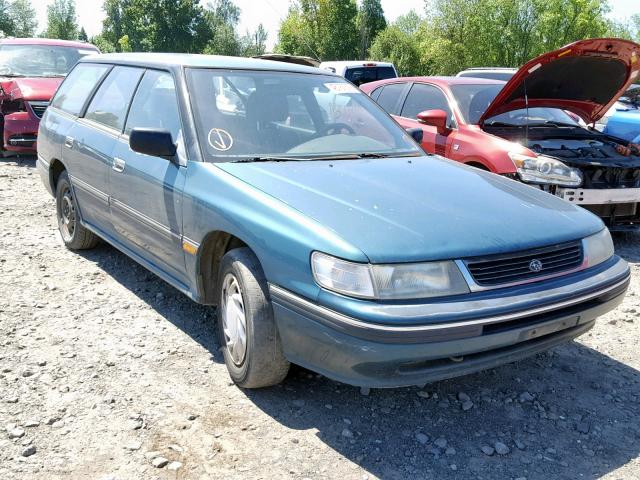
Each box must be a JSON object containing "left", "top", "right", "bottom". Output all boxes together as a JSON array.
[
  {"left": 78, "top": 238, "right": 640, "bottom": 480},
  {"left": 0, "top": 155, "right": 36, "bottom": 168}
]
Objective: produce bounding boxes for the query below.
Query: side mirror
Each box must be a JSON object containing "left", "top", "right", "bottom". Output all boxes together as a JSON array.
[
  {"left": 417, "top": 109, "right": 450, "bottom": 135},
  {"left": 129, "top": 128, "right": 177, "bottom": 159},
  {"left": 406, "top": 127, "right": 423, "bottom": 144}
]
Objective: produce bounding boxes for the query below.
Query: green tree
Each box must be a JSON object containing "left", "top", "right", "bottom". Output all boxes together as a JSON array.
[
  {"left": 90, "top": 33, "right": 116, "bottom": 53},
  {"left": 10, "top": 0, "right": 37, "bottom": 38},
  {"left": 102, "top": 0, "right": 211, "bottom": 53},
  {"left": 78, "top": 26, "right": 88, "bottom": 42},
  {"left": 418, "top": 0, "right": 617, "bottom": 75},
  {"left": 241, "top": 24, "right": 268, "bottom": 57},
  {"left": 276, "top": 0, "right": 359, "bottom": 61},
  {"left": 394, "top": 9, "right": 422, "bottom": 35},
  {"left": 202, "top": 0, "right": 243, "bottom": 55},
  {"left": 45, "top": 0, "right": 78, "bottom": 40},
  {"left": 0, "top": 0, "right": 16, "bottom": 37},
  {"left": 369, "top": 24, "right": 428, "bottom": 76},
  {"left": 356, "top": 0, "right": 386, "bottom": 59}
]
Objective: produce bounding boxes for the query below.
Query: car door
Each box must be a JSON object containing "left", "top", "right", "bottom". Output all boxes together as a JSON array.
[
  {"left": 48, "top": 63, "right": 112, "bottom": 229},
  {"left": 65, "top": 65, "right": 144, "bottom": 235},
  {"left": 398, "top": 83, "right": 455, "bottom": 157},
  {"left": 109, "top": 69, "right": 188, "bottom": 286}
]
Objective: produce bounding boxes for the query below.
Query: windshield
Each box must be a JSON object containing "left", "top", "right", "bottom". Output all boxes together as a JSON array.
[
  {"left": 0, "top": 44, "right": 97, "bottom": 77},
  {"left": 186, "top": 69, "right": 421, "bottom": 162},
  {"left": 450, "top": 83, "right": 580, "bottom": 126}
]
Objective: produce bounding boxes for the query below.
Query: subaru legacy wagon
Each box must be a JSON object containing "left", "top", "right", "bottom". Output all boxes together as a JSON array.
[{"left": 38, "top": 53, "right": 629, "bottom": 389}]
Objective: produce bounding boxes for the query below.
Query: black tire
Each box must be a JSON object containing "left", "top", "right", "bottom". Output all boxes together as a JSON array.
[
  {"left": 55, "top": 171, "right": 100, "bottom": 250},
  {"left": 216, "top": 247, "right": 290, "bottom": 388}
]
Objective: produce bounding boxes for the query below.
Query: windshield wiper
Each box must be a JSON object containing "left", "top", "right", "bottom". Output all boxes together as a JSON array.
[
  {"left": 231, "top": 156, "right": 303, "bottom": 163},
  {"left": 527, "top": 121, "right": 578, "bottom": 128},
  {"left": 0, "top": 73, "right": 25, "bottom": 78},
  {"left": 484, "top": 121, "right": 518, "bottom": 127}
]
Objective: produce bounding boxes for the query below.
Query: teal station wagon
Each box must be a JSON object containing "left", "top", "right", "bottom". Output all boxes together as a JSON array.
[{"left": 38, "top": 53, "right": 630, "bottom": 389}]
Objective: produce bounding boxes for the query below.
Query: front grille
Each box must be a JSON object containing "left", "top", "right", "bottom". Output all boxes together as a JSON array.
[
  {"left": 28, "top": 101, "right": 49, "bottom": 119},
  {"left": 465, "top": 241, "right": 583, "bottom": 287},
  {"left": 581, "top": 166, "right": 640, "bottom": 189}
]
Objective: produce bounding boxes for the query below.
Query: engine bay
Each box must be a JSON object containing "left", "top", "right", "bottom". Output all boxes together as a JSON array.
[{"left": 484, "top": 126, "right": 640, "bottom": 189}]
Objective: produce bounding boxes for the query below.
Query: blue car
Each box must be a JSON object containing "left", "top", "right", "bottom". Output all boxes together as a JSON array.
[
  {"left": 38, "top": 53, "right": 630, "bottom": 389},
  {"left": 604, "top": 108, "right": 640, "bottom": 143}
]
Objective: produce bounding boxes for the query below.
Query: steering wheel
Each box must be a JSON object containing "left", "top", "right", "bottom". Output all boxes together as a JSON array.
[
  {"left": 320, "top": 122, "right": 356, "bottom": 136},
  {"left": 0, "top": 64, "right": 12, "bottom": 76}
]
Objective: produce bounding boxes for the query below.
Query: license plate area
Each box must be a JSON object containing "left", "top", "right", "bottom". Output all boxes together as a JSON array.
[{"left": 519, "top": 316, "right": 579, "bottom": 341}]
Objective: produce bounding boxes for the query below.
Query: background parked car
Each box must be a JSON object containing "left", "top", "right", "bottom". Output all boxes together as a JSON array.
[
  {"left": 456, "top": 67, "right": 517, "bottom": 81},
  {"left": 363, "top": 38, "right": 640, "bottom": 231},
  {"left": 0, "top": 38, "right": 99, "bottom": 157},
  {"left": 603, "top": 108, "right": 640, "bottom": 142},
  {"left": 319, "top": 61, "right": 397, "bottom": 86}
]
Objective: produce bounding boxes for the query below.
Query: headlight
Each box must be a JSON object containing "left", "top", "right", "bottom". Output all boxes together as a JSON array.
[
  {"left": 311, "top": 252, "right": 470, "bottom": 300},
  {"left": 509, "top": 152, "right": 583, "bottom": 187},
  {"left": 582, "top": 228, "right": 614, "bottom": 268}
]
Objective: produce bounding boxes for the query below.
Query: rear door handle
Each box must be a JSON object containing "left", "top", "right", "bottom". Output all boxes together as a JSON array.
[
  {"left": 64, "top": 136, "right": 74, "bottom": 149},
  {"left": 112, "top": 157, "right": 126, "bottom": 173}
]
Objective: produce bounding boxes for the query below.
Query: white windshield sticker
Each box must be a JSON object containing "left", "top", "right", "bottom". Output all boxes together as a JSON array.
[
  {"left": 325, "top": 82, "right": 359, "bottom": 94},
  {"left": 208, "top": 128, "right": 234, "bottom": 151}
]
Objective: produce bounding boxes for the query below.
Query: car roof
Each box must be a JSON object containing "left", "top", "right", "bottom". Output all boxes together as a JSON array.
[
  {"left": 0, "top": 38, "right": 98, "bottom": 49},
  {"left": 459, "top": 67, "right": 518, "bottom": 72},
  {"left": 319, "top": 61, "right": 395, "bottom": 68},
  {"left": 82, "top": 52, "right": 334, "bottom": 75},
  {"left": 361, "top": 76, "right": 505, "bottom": 90}
]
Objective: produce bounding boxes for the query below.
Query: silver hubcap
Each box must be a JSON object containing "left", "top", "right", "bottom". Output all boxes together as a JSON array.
[
  {"left": 59, "top": 188, "right": 75, "bottom": 241},
  {"left": 221, "top": 273, "right": 247, "bottom": 366}
]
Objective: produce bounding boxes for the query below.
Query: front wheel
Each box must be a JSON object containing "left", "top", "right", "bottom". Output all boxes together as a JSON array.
[
  {"left": 55, "top": 171, "right": 100, "bottom": 250},
  {"left": 216, "top": 248, "right": 290, "bottom": 388}
]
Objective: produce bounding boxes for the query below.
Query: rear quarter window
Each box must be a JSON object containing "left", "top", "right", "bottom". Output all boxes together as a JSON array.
[
  {"left": 51, "top": 63, "right": 111, "bottom": 116},
  {"left": 84, "top": 66, "right": 144, "bottom": 131}
]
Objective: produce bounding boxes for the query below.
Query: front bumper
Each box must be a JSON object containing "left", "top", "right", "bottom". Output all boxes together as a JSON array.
[
  {"left": 270, "top": 257, "right": 629, "bottom": 388},
  {"left": 555, "top": 187, "right": 640, "bottom": 230},
  {"left": 2, "top": 110, "right": 40, "bottom": 153}
]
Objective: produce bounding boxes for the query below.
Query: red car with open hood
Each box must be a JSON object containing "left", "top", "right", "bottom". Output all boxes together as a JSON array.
[
  {"left": 362, "top": 38, "right": 640, "bottom": 231},
  {"left": 0, "top": 38, "right": 99, "bottom": 156}
]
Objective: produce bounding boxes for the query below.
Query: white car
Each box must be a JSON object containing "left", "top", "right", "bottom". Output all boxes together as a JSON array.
[{"left": 319, "top": 61, "right": 397, "bottom": 87}]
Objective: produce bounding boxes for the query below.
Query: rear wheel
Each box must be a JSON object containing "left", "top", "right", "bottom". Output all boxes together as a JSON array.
[
  {"left": 55, "top": 171, "right": 100, "bottom": 250},
  {"left": 216, "top": 247, "right": 290, "bottom": 388}
]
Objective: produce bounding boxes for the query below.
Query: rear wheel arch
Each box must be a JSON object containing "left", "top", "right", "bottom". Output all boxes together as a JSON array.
[
  {"left": 50, "top": 158, "right": 66, "bottom": 191},
  {"left": 197, "top": 230, "right": 249, "bottom": 305}
]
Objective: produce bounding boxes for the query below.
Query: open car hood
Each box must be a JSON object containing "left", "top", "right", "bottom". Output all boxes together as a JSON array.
[{"left": 479, "top": 38, "right": 640, "bottom": 125}]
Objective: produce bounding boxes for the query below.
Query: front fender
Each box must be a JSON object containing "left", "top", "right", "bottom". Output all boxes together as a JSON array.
[{"left": 181, "top": 161, "right": 367, "bottom": 302}]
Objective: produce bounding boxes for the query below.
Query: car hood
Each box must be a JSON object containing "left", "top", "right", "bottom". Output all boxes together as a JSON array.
[
  {"left": 217, "top": 156, "right": 603, "bottom": 263},
  {"left": 0, "top": 76, "right": 63, "bottom": 101},
  {"left": 479, "top": 38, "right": 640, "bottom": 125}
]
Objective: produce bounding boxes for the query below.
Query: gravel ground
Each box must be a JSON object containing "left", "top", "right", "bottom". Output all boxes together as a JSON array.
[{"left": 1, "top": 157, "right": 640, "bottom": 480}]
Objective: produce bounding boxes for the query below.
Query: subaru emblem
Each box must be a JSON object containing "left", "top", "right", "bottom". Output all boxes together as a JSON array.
[{"left": 529, "top": 259, "right": 543, "bottom": 272}]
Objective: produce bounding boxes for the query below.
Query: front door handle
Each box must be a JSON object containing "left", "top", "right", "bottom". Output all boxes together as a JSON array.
[
  {"left": 112, "top": 157, "right": 126, "bottom": 173},
  {"left": 64, "top": 136, "right": 74, "bottom": 149}
]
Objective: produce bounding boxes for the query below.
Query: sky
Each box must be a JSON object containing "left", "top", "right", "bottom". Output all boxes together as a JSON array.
[{"left": 32, "top": 0, "right": 640, "bottom": 50}]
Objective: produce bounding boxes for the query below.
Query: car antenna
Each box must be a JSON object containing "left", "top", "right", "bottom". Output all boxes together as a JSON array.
[{"left": 524, "top": 76, "right": 529, "bottom": 146}]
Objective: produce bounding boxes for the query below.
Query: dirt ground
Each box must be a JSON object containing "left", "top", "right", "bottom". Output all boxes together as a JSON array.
[{"left": 1, "top": 157, "right": 639, "bottom": 480}]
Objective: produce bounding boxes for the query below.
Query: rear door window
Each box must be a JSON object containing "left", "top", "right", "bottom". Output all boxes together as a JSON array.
[
  {"left": 345, "top": 66, "right": 396, "bottom": 86},
  {"left": 401, "top": 83, "right": 453, "bottom": 124},
  {"left": 51, "top": 63, "right": 110, "bottom": 116},
  {"left": 125, "top": 70, "right": 181, "bottom": 141},
  {"left": 84, "top": 66, "right": 144, "bottom": 132},
  {"left": 375, "top": 83, "right": 406, "bottom": 115}
]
